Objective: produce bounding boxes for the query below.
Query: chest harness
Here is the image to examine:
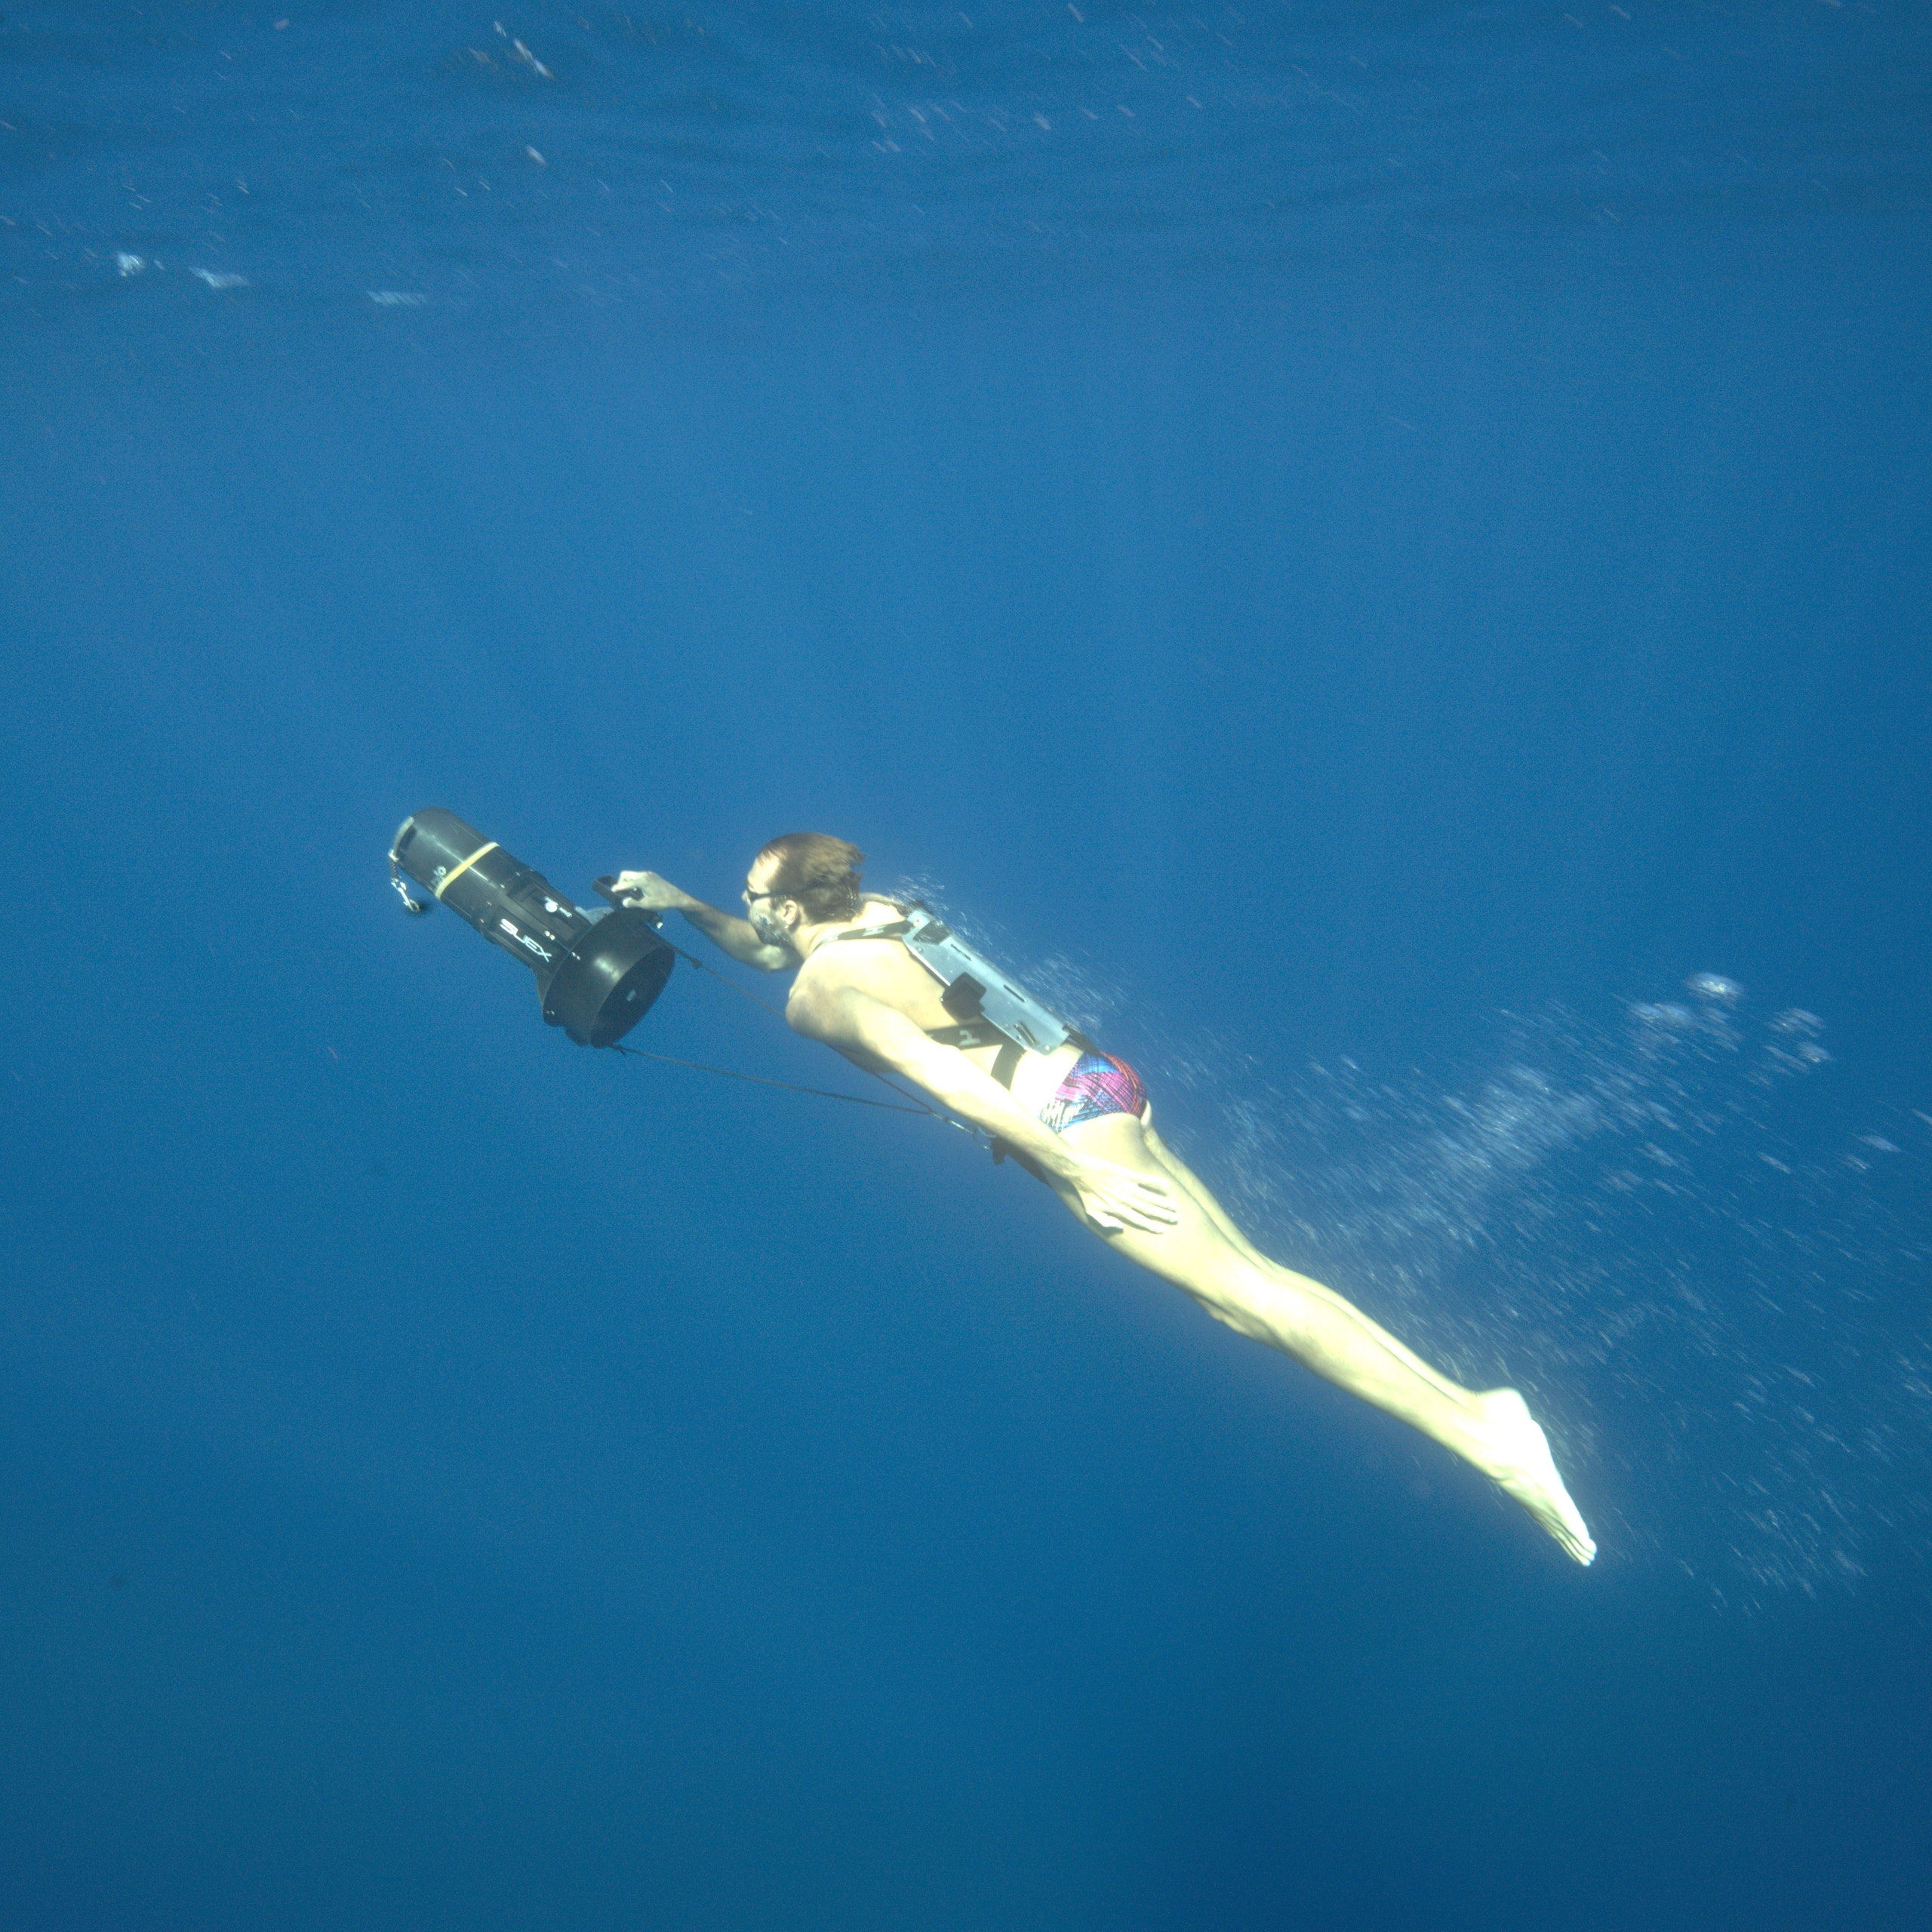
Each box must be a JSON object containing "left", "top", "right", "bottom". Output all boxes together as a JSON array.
[{"left": 831, "top": 902, "right": 1094, "bottom": 1088}]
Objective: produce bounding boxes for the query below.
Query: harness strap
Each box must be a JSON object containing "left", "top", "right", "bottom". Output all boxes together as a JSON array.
[
  {"left": 838, "top": 915, "right": 1026, "bottom": 1075},
  {"left": 926, "top": 1020, "right": 1018, "bottom": 1053},
  {"left": 831, "top": 918, "right": 914, "bottom": 943}
]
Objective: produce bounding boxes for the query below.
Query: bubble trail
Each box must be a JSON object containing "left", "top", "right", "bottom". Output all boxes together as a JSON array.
[{"left": 1151, "top": 995, "right": 1932, "bottom": 1607}]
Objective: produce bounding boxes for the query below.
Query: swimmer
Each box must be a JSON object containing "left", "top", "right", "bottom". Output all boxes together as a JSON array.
[{"left": 611, "top": 834, "right": 1596, "bottom": 1567}]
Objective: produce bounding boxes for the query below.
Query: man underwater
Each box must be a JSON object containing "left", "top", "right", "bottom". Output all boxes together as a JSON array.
[{"left": 612, "top": 832, "right": 1595, "bottom": 1565}]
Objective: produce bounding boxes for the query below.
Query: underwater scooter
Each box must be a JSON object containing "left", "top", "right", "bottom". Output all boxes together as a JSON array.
[{"left": 388, "top": 808, "right": 673, "bottom": 1048}]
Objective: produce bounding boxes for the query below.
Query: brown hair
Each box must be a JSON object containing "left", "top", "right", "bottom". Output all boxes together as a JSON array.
[{"left": 754, "top": 832, "right": 869, "bottom": 924}]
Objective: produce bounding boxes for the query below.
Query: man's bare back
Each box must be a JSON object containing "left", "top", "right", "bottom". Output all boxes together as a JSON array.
[{"left": 788, "top": 900, "right": 1091, "bottom": 1118}]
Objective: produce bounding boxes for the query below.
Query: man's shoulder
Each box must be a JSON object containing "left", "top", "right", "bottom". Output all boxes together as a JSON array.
[
  {"left": 784, "top": 947, "right": 878, "bottom": 1041},
  {"left": 792, "top": 906, "right": 909, "bottom": 996},
  {"left": 792, "top": 937, "right": 867, "bottom": 994}
]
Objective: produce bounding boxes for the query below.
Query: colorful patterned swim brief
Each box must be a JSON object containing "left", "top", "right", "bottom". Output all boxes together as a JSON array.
[{"left": 1037, "top": 1051, "right": 1149, "bottom": 1134}]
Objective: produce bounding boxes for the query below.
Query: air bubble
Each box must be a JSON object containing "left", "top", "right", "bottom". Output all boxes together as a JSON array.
[
  {"left": 1687, "top": 973, "right": 1743, "bottom": 1003},
  {"left": 1632, "top": 1001, "right": 1695, "bottom": 1029}
]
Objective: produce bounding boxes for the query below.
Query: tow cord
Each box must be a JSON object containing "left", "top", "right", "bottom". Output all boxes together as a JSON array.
[
  {"left": 608, "top": 1042, "right": 937, "bottom": 1114},
  {"left": 611, "top": 934, "right": 980, "bottom": 1136}
]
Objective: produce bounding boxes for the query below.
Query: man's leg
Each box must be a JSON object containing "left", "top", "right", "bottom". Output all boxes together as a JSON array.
[
  {"left": 1051, "top": 1111, "right": 1596, "bottom": 1565},
  {"left": 1140, "top": 1105, "right": 1484, "bottom": 1407}
]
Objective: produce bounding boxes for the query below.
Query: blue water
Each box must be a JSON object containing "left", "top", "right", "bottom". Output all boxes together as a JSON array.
[{"left": 4, "top": 4, "right": 1930, "bottom": 1927}]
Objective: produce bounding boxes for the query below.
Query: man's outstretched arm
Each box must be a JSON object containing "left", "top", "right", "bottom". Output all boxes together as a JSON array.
[{"left": 608, "top": 870, "right": 795, "bottom": 971}]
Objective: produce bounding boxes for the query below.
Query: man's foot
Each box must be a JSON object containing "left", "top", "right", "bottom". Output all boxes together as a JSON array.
[{"left": 1470, "top": 1388, "right": 1597, "bottom": 1565}]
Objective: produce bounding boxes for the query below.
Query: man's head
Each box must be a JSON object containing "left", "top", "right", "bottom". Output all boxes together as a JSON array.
[{"left": 745, "top": 832, "right": 868, "bottom": 945}]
